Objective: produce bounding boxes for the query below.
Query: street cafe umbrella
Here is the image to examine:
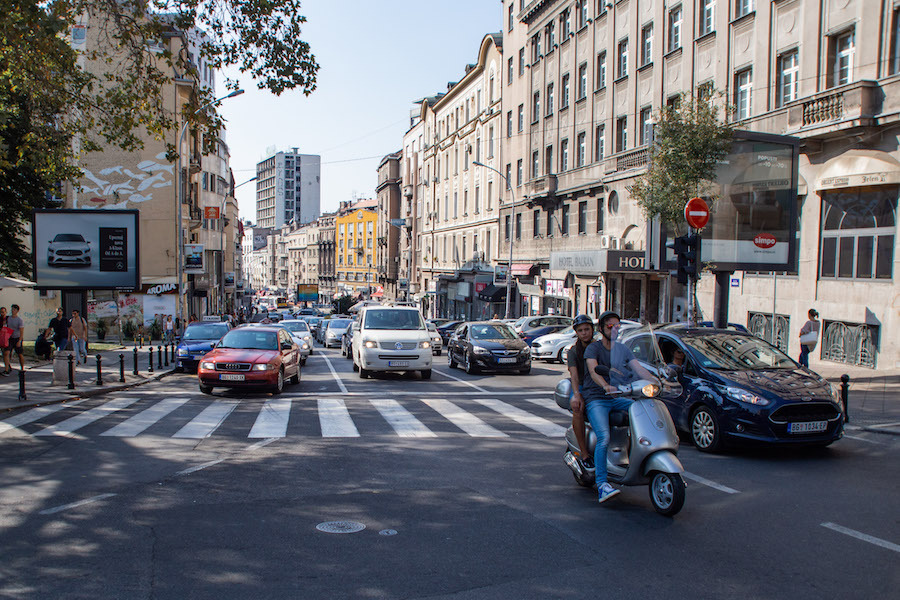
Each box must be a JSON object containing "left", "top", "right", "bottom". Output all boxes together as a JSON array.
[
  {"left": 0, "top": 276, "right": 36, "bottom": 289},
  {"left": 349, "top": 300, "right": 381, "bottom": 314}
]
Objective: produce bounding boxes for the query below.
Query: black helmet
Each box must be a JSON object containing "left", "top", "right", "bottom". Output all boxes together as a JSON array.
[
  {"left": 597, "top": 310, "right": 621, "bottom": 335},
  {"left": 573, "top": 314, "right": 593, "bottom": 328}
]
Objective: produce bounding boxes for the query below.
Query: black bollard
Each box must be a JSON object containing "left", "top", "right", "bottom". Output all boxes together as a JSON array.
[
  {"left": 148, "top": 347, "right": 154, "bottom": 373},
  {"left": 18, "top": 370, "right": 26, "bottom": 402},
  {"left": 132, "top": 347, "right": 139, "bottom": 375},
  {"left": 119, "top": 354, "right": 126, "bottom": 383},
  {"left": 164, "top": 344, "right": 169, "bottom": 367},
  {"left": 157, "top": 345, "right": 163, "bottom": 370},
  {"left": 67, "top": 354, "right": 75, "bottom": 390},
  {"left": 96, "top": 354, "right": 103, "bottom": 385},
  {"left": 841, "top": 374, "right": 850, "bottom": 423}
]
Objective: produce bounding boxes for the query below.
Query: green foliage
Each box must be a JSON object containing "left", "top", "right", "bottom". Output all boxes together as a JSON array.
[
  {"left": 332, "top": 295, "right": 354, "bottom": 316},
  {"left": 122, "top": 319, "right": 137, "bottom": 339},
  {"left": 630, "top": 92, "right": 734, "bottom": 234}
]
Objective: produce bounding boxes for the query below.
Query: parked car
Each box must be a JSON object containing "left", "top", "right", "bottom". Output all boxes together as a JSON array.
[
  {"left": 531, "top": 326, "right": 577, "bottom": 363},
  {"left": 518, "top": 315, "right": 574, "bottom": 345},
  {"left": 322, "top": 318, "right": 353, "bottom": 348},
  {"left": 435, "top": 320, "right": 464, "bottom": 345},
  {"left": 341, "top": 322, "right": 357, "bottom": 358},
  {"left": 197, "top": 326, "right": 301, "bottom": 394},
  {"left": 351, "top": 306, "right": 432, "bottom": 379},
  {"left": 426, "top": 321, "right": 443, "bottom": 355},
  {"left": 276, "top": 319, "right": 314, "bottom": 364},
  {"left": 175, "top": 322, "right": 231, "bottom": 371},
  {"left": 619, "top": 324, "right": 845, "bottom": 452},
  {"left": 47, "top": 233, "right": 92, "bottom": 267},
  {"left": 447, "top": 321, "right": 531, "bottom": 375}
]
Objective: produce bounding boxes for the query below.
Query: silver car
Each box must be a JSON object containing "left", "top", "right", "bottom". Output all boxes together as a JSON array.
[
  {"left": 323, "top": 318, "right": 353, "bottom": 348},
  {"left": 426, "top": 321, "right": 443, "bottom": 356},
  {"left": 531, "top": 326, "right": 577, "bottom": 363},
  {"left": 47, "top": 233, "right": 91, "bottom": 267},
  {"left": 278, "top": 320, "right": 314, "bottom": 363}
]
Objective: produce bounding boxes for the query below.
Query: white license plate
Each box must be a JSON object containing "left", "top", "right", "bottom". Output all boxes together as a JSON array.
[
  {"left": 497, "top": 357, "right": 517, "bottom": 364},
  {"left": 388, "top": 361, "right": 410, "bottom": 367},
  {"left": 219, "top": 374, "right": 245, "bottom": 381},
  {"left": 787, "top": 420, "right": 827, "bottom": 433}
]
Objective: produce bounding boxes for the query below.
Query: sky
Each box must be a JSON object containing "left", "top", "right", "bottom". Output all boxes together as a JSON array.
[{"left": 218, "top": 1, "right": 502, "bottom": 225}]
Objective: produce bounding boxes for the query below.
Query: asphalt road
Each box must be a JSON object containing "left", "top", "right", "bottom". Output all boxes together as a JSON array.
[{"left": 0, "top": 345, "right": 898, "bottom": 599}]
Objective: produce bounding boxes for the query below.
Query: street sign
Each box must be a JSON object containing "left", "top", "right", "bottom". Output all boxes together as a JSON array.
[
  {"left": 204, "top": 206, "right": 220, "bottom": 219},
  {"left": 684, "top": 197, "right": 710, "bottom": 229}
]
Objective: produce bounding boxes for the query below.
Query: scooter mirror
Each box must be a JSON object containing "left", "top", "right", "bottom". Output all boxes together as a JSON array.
[
  {"left": 664, "top": 365, "right": 682, "bottom": 380},
  {"left": 594, "top": 364, "right": 611, "bottom": 376}
]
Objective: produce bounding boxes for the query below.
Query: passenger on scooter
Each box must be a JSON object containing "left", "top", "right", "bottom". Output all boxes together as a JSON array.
[
  {"left": 567, "top": 314, "right": 596, "bottom": 470},
  {"left": 583, "top": 311, "right": 655, "bottom": 503}
]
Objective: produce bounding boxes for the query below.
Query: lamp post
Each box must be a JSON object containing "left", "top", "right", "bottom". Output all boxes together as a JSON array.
[
  {"left": 473, "top": 160, "right": 515, "bottom": 319},
  {"left": 175, "top": 89, "right": 244, "bottom": 330}
]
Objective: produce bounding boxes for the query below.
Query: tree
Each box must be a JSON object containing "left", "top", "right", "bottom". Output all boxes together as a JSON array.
[
  {"left": 629, "top": 92, "right": 734, "bottom": 234},
  {"left": 0, "top": 0, "right": 319, "bottom": 277}
]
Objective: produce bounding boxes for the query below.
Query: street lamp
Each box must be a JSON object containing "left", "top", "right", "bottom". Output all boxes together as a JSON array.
[
  {"left": 175, "top": 88, "right": 244, "bottom": 330},
  {"left": 473, "top": 160, "right": 515, "bottom": 319}
]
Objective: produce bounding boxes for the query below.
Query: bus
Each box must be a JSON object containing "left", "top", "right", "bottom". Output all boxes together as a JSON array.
[{"left": 276, "top": 297, "right": 291, "bottom": 309}]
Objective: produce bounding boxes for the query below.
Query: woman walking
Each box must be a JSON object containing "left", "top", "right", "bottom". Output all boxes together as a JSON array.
[{"left": 798, "top": 309, "right": 820, "bottom": 368}]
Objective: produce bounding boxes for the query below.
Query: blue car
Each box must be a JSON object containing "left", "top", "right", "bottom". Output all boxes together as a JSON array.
[
  {"left": 175, "top": 322, "right": 231, "bottom": 371},
  {"left": 620, "top": 325, "right": 844, "bottom": 452}
]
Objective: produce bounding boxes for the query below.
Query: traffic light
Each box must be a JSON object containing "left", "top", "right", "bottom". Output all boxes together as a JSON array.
[
  {"left": 667, "top": 234, "right": 701, "bottom": 285},
  {"left": 667, "top": 235, "right": 689, "bottom": 285}
]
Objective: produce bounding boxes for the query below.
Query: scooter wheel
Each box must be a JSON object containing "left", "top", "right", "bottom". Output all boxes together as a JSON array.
[{"left": 648, "top": 471, "right": 685, "bottom": 517}]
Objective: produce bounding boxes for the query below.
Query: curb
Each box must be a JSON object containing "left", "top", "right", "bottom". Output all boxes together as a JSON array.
[{"left": 860, "top": 425, "right": 900, "bottom": 437}]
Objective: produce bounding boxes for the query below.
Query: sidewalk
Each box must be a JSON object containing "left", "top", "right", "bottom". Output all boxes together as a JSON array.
[
  {"left": 0, "top": 342, "right": 179, "bottom": 412},
  {"left": 813, "top": 362, "right": 900, "bottom": 435}
]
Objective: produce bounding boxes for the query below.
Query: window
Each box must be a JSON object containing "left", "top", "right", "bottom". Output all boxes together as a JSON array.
[
  {"left": 561, "top": 73, "right": 571, "bottom": 108},
  {"left": 617, "top": 38, "right": 628, "bottom": 79},
  {"left": 820, "top": 187, "right": 896, "bottom": 280},
  {"left": 596, "top": 52, "right": 607, "bottom": 89},
  {"left": 577, "top": 62, "right": 588, "bottom": 99},
  {"left": 475, "top": 136, "right": 481, "bottom": 163},
  {"left": 507, "top": 110, "right": 513, "bottom": 137},
  {"left": 734, "top": 68, "right": 752, "bottom": 120},
  {"left": 560, "top": 204, "right": 570, "bottom": 235},
  {"left": 532, "top": 91, "right": 541, "bottom": 123},
  {"left": 667, "top": 94, "right": 682, "bottom": 112},
  {"left": 561, "top": 8, "right": 572, "bottom": 38},
  {"left": 833, "top": 30, "right": 855, "bottom": 86},
  {"left": 777, "top": 50, "right": 799, "bottom": 107},
  {"left": 463, "top": 190, "right": 468, "bottom": 215},
  {"left": 515, "top": 213, "right": 522, "bottom": 240},
  {"left": 892, "top": 8, "right": 900, "bottom": 75},
  {"left": 641, "top": 24, "right": 653, "bottom": 66},
  {"left": 533, "top": 209, "right": 541, "bottom": 237},
  {"left": 615, "top": 117, "right": 627, "bottom": 152},
  {"left": 518, "top": 104, "right": 524, "bottom": 131},
  {"left": 576, "top": 0, "right": 588, "bottom": 29},
  {"left": 697, "top": 81, "right": 713, "bottom": 102},
  {"left": 453, "top": 191, "right": 458, "bottom": 218},
  {"left": 576, "top": 132, "right": 586, "bottom": 167},
  {"left": 487, "top": 181, "right": 493, "bottom": 211},
  {"left": 531, "top": 32, "right": 542, "bottom": 64},
  {"left": 699, "top": 0, "right": 715, "bottom": 37},
  {"left": 560, "top": 138, "right": 569, "bottom": 172},
  {"left": 595, "top": 124, "right": 605, "bottom": 160},
  {"left": 505, "top": 215, "right": 511, "bottom": 241},
  {"left": 517, "top": 159, "right": 523, "bottom": 186},
  {"left": 532, "top": 150, "right": 540, "bottom": 178},
  {"left": 519, "top": 47, "right": 525, "bottom": 76},
  {"left": 735, "top": 0, "right": 753, "bottom": 19},
  {"left": 578, "top": 201, "right": 587, "bottom": 234},
  {"left": 546, "top": 83, "right": 554, "bottom": 116},
  {"left": 547, "top": 208, "right": 555, "bottom": 237},
  {"left": 545, "top": 145, "right": 553, "bottom": 175},
  {"left": 668, "top": 5, "right": 682, "bottom": 52},
  {"left": 508, "top": 2, "right": 515, "bottom": 31},
  {"left": 508, "top": 57, "right": 514, "bottom": 85},
  {"left": 640, "top": 107, "right": 653, "bottom": 146},
  {"left": 596, "top": 196, "right": 605, "bottom": 232},
  {"left": 488, "top": 126, "right": 494, "bottom": 157},
  {"left": 474, "top": 187, "right": 480, "bottom": 213},
  {"left": 546, "top": 20, "right": 556, "bottom": 49}
]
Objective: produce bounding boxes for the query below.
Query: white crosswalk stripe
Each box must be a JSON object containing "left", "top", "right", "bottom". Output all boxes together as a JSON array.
[
  {"left": 422, "top": 398, "right": 507, "bottom": 437},
  {"left": 100, "top": 398, "right": 189, "bottom": 437},
  {"left": 172, "top": 400, "right": 239, "bottom": 439},
  {"left": 470, "top": 398, "right": 567, "bottom": 437},
  {"left": 248, "top": 398, "right": 292, "bottom": 438},
  {"left": 369, "top": 398, "right": 436, "bottom": 438},
  {"left": 318, "top": 398, "right": 359, "bottom": 437},
  {"left": 34, "top": 397, "right": 140, "bottom": 437},
  {"left": 0, "top": 400, "right": 87, "bottom": 435}
]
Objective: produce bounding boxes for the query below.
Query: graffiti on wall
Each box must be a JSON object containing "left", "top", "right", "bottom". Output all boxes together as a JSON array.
[{"left": 77, "top": 152, "right": 174, "bottom": 208}]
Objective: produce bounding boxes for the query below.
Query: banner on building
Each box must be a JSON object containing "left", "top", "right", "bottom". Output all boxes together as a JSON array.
[
  {"left": 297, "top": 283, "right": 318, "bottom": 302},
  {"left": 184, "top": 244, "right": 204, "bottom": 274},
  {"left": 224, "top": 272, "right": 235, "bottom": 290}
]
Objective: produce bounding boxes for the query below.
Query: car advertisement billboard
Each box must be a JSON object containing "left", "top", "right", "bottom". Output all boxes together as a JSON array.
[
  {"left": 32, "top": 209, "right": 139, "bottom": 290},
  {"left": 184, "top": 244, "right": 204, "bottom": 274}
]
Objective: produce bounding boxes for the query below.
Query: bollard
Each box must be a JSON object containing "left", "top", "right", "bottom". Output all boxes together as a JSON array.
[
  {"left": 164, "top": 344, "right": 170, "bottom": 367},
  {"left": 148, "top": 347, "right": 154, "bottom": 373},
  {"left": 841, "top": 374, "right": 850, "bottom": 423},
  {"left": 119, "top": 354, "right": 126, "bottom": 383},
  {"left": 96, "top": 354, "right": 103, "bottom": 386},
  {"left": 157, "top": 345, "right": 163, "bottom": 370},
  {"left": 139, "top": 334, "right": 143, "bottom": 349},
  {"left": 67, "top": 354, "right": 75, "bottom": 390},
  {"left": 132, "top": 347, "right": 139, "bottom": 375},
  {"left": 18, "top": 370, "right": 26, "bottom": 402}
]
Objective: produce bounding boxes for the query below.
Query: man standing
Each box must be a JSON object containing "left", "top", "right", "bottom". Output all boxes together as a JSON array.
[
  {"left": 48, "top": 307, "right": 70, "bottom": 352},
  {"left": 68, "top": 309, "right": 89, "bottom": 364},
  {"left": 6, "top": 304, "right": 26, "bottom": 372}
]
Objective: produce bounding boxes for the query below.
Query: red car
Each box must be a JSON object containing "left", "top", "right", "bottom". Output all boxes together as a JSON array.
[{"left": 197, "top": 327, "right": 301, "bottom": 394}]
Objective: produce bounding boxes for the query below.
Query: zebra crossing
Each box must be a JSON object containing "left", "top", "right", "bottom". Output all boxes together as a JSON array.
[{"left": 0, "top": 394, "right": 569, "bottom": 441}]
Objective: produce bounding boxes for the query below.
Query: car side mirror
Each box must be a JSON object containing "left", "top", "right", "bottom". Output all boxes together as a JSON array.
[
  {"left": 281, "top": 342, "right": 292, "bottom": 350},
  {"left": 664, "top": 365, "right": 683, "bottom": 380}
]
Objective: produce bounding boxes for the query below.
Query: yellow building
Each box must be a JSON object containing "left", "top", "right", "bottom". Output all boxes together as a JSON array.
[{"left": 335, "top": 202, "right": 378, "bottom": 297}]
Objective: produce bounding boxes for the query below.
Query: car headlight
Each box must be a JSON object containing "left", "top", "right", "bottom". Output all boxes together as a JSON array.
[
  {"left": 521, "top": 346, "right": 531, "bottom": 355},
  {"left": 178, "top": 349, "right": 190, "bottom": 356},
  {"left": 364, "top": 340, "right": 376, "bottom": 348},
  {"left": 724, "top": 386, "right": 770, "bottom": 406},
  {"left": 200, "top": 361, "right": 215, "bottom": 370},
  {"left": 302, "top": 343, "right": 309, "bottom": 350},
  {"left": 252, "top": 363, "right": 276, "bottom": 371},
  {"left": 473, "top": 346, "right": 490, "bottom": 355},
  {"left": 419, "top": 341, "right": 431, "bottom": 349},
  {"left": 827, "top": 382, "right": 843, "bottom": 406}
]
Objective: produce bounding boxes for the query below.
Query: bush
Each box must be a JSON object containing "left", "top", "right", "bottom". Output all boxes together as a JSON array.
[
  {"left": 149, "top": 319, "right": 163, "bottom": 341},
  {"left": 95, "top": 318, "right": 108, "bottom": 340},
  {"left": 122, "top": 320, "right": 137, "bottom": 340}
]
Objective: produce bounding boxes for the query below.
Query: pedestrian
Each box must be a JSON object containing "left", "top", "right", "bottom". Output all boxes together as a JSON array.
[
  {"left": 35, "top": 329, "right": 54, "bottom": 361},
  {"left": 0, "top": 306, "right": 11, "bottom": 376},
  {"left": 48, "top": 307, "right": 70, "bottom": 352},
  {"left": 189, "top": 314, "right": 198, "bottom": 325},
  {"left": 798, "top": 308, "right": 820, "bottom": 368},
  {"left": 68, "top": 309, "right": 89, "bottom": 364},
  {"left": 164, "top": 314, "right": 175, "bottom": 343},
  {"left": 5, "top": 304, "right": 25, "bottom": 373}
]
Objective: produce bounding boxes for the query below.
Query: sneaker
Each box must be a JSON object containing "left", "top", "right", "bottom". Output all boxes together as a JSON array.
[
  {"left": 1, "top": 371, "right": 9, "bottom": 377},
  {"left": 598, "top": 483, "right": 620, "bottom": 503}
]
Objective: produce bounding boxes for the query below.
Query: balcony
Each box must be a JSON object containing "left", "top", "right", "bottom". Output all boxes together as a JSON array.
[
  {"left": 785, "top": 80, "right": 881, "bottom": 141},
  {"left": 615, "top": 147, "right": 651, "bottom": 172}
]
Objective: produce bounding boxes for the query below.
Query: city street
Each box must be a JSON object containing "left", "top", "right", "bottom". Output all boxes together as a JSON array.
[{"left": 0, "top": 345, "right": 898, "bottom": 599}]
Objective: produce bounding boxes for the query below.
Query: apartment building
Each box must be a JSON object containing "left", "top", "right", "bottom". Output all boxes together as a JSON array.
[
  {"left": 255, "top": 149, "right": 321, "bottom": 229},
  {"left": 376, "top": 151, "right": 403, "bottom": 300},
  {"left": 335, "top": 199, "right": 379, "bottom": 297},
  {"left": 316, "top": 212, "right": 337, "bottom": 302}
]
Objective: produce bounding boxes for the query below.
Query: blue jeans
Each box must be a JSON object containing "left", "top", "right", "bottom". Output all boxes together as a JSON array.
[
  {"left": 74, "top": 339, "right": 87, "bottom": 362},
  {"left": 55, "top": 338, "right": 68, "bottom": 352},
  {"left": 799, "top": 344, "right": 811, "bottom": 367},
  {"left": 585, "top": 396, "right": 634, "bottom": 488}
]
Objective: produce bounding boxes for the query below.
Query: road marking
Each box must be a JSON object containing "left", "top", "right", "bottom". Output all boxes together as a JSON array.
[
  {"left": 524, "top": 396, "right": 571, "bottom": 417},
  {"left": 867, "top": 421, "right": 900, "bottom": 429},
  {"left": 683, "top": 472, "right": 741, "bottom": 494},
  {"left": 422, "top": 399, "right": 508, "bottom": 437},
  {"left": 248, "top": 397, "right": 292, "bottom": 438},
  {"left": 318, "top": 398, "right": 360, "bottom": 437},
  {"left": 821, "top": 522, "right": 900, "bottom": 553},
  {"left": 124, "top": 388, "right": 556, "bottom": 397},
  {"left": 472, "top": 398, "right": 566, "bottom": 437},
  {"left": 172, "top": 400, "right": 239, "bottom": 438},
  {"left": 843, "top": 434, "right": 886, "bottom": 444},
  {"left": 39, "top": 493, "right": 116, "bottom": 515},
  {"left": 176, "top": 458, "right": 225, "bottom": 476},
  {"left": 246, "top": 437, "right": 278, "bottom": 451},
  {"left": 370, "top": 398, "right": 436, "bottom": 437},
  {"left": 431, "top": 368, "right": 490, "bottom": 393},
  {"left": 34, "top": 397, "right": 140, "bottom": 437},
  {"left": 320, "top": 352, "right": 348, "bottom": 394},
  {"left": 0, "top": 400, "right": 87, "bottom": 435},
  {"left": 100, "top": 398, "right": 189, "bottom": 437}
]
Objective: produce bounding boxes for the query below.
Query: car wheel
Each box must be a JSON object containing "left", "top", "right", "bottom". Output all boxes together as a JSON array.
[
  {"left": 556, "top": 348, "right": 565, "bottom": 364},
  {"left": 464, "top": 353, "right": 478, "bottom": 375},
  {"left": 691, "top": 405, "right": 721, "bottom": 452},
  {"left": 359, "top": 366, "right": 370, "bottom": 379},
  {"left": 272, "top": 369, "right": 284, "bottom": 394},
  {"left": 519, "top": 366, "right": 531, "bottom": 375},
  {"left": 421, "top": 369, "right": 432, "bottom": 380},
  {"left": 300, "top": 357, "right": 307, "bottom": 366},
  {"left": 345, "top": 348, "right": 352, "bottom": 360},
  {"left": 448, "top": 351, "right": 458, "bottom": 369},
  {"left": 290, "top": 367, "right": 300, "bottom": 385},
  {"left": 199, "top": 384, "right": 214, "bottom": 395},
  {"left": 435, "top": 349, "right": 441, "bottom": 356},
  {"left": 648, "top": 471, "right": 686, "bottom": 517}
]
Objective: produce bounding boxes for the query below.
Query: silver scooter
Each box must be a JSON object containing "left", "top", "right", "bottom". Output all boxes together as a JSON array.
[{"left": 555, "top": 365, "right": 687, "bottom": 516}]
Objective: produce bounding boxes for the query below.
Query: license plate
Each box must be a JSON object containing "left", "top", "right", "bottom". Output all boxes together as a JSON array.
[
  {"left": 219, "top": 374, "right": 245, "bottom": 381},
  {"left": 388, "top": 361, "right": 410, "bottom": 367},
  {"left": 498, "top": 357, "right": 517, "bottom": 364},
  {"left": 787, "top": 420, "right": 827, "bottom": 433}
]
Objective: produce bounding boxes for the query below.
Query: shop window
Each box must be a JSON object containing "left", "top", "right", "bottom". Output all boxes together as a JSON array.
[{"left": 820, "top": 187, "right": 896, "bottom": 280}]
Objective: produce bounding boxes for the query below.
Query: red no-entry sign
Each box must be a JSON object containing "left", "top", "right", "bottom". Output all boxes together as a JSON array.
[{"left": 684, "top": 197, "right": 710, "bottom": 229}]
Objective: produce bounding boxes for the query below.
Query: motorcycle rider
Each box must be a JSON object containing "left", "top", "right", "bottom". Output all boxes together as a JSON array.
[
  {"left": 567, "top": 314, "right": 596, "bottom": 471},
  {"left": 583, "top": 311, "right": 655, "bottom": 503}
]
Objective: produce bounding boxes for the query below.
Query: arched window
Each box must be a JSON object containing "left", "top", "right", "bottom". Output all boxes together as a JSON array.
[{"left": 820, "top": 186, "right": 896, "bottom": 279}]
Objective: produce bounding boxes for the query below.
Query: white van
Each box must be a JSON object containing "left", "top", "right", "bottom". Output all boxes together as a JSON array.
[{"left": 351, "top": 306, "right": 432, "bottom": 379}]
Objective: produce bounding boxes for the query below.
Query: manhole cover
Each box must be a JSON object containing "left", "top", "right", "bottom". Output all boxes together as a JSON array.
[
  {"left": 379, "top": 529, "right": 398, "bottom": 536},
  {"left": 316, "top": 521, "right": 366, "bottom": 534}
]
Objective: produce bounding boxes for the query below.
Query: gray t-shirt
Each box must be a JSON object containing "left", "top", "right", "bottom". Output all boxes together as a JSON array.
[
  {"left": 6, "top": 315, "right": 24, "bottom": 339},
  {"left": 582, "top": 339, "right": 635, "bottom": 398}
]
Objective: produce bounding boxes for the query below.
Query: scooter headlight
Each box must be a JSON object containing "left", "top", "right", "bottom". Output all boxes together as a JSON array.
[{"left": 641, "top": 383, "right": 661, "bottom": 398}]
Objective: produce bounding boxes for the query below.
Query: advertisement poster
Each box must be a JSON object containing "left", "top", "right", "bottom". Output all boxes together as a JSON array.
[
  {"left": 224, "top": 272, "right": 235, "bottom": 290},
  {"left": 297, "top": 283, "right": 318, "bottom": 302},
  {"left": 143, "top": 295, "right": 176, "bottom": 328},
  {"left": 184, "top": 244, "right": 204, "bottom": 274},
  {"left": 32, "top": 209, "right": 139, "bottom": 290}
]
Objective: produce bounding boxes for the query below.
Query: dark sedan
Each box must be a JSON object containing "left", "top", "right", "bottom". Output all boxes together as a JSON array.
[
  {"left": 447, "top": 321, "right": 531, "bottom": 375},
  {"left": 175, "top": 322, "right": 231, "bottom": 371},
  {"left": 620, "top": 325, "right": 844, "bottom": 452},
  {"left": 435, "top": 320, "right": 463, "bottom": 345}
]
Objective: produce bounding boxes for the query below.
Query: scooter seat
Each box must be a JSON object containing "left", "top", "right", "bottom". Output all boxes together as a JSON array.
[{"left": 609, "top": 409, "right": 629, "bottom": 427}]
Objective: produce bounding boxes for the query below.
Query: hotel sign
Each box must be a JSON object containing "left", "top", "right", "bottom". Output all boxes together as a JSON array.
[{"left": 551, "top": 250, "right": 649, "bottom": 275}]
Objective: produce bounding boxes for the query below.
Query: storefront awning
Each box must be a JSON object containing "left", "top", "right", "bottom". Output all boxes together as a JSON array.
[
  {"left": 477, "top": 284, "right": 507, "bottom": 302},
  {"left": 816, "top": 149, "right": 900, "bottom": 190},
  {"left": 510, "top": 263, "right": 535, "bottom": 276}
]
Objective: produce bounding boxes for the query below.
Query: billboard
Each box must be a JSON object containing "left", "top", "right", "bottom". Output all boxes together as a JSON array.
[
  {"left": 224, "top": 272, "right": 235, "bottom": 290},
  {"left": 184, "top": 244, "right": 204, "bottom": 274},
  {"left": 297, "top": 283, "right": 318, "bottom": 302},
  {"left": 32, "top": 209, "right": 139, "bottom": 290}
]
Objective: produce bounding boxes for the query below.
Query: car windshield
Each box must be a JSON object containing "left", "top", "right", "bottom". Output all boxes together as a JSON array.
[
  {"left": 218, "top": 330, "right": 278, "bottom": 351},
  {"left": 363, "top": 309, "right": 423, "bottom": 330},
  {"left": 556, "top": 326, "right": 574, "bottom": 335},
  {"left": 183, "top": 325, "right": 227, "bottom": 340},
  {"left": 328, "top": 319, "right": 352, "bottom": 329},
  {"left": 309, "top": 317, "right": 322, "bottom": 325},
  {"left": 280, "top": 321, "right": 310, "bottom": 333},
  {"left": 53, "top": 234, "right": 85, "bottom": 242},
  {"left": 683, "top": 333, "right": 797, "bottom": 370},
  {"left": 470, "top": 324, "right": 517, "bottom": 340}
]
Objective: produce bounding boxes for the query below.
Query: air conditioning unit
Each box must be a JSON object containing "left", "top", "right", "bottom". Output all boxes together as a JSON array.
[
  {"left": 39, "top": 290, "right": 54, "bottom": 299},
  {"left": 599, "top": 235, "right": 611, "bottom": 249},
  {"left": 610, "top": 237, "right": 621, "bottom": 250}
]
